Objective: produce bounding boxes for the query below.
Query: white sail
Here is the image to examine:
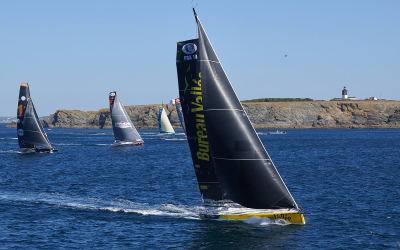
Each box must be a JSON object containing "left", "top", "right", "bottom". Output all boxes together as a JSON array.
[{"left": 158, "top": 106, "right": 175, "bottom": 134}]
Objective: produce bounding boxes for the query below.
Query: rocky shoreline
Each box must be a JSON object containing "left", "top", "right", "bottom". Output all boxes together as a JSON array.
[{"left": 5, "top": 101, "right": 400, "bottom": 129}]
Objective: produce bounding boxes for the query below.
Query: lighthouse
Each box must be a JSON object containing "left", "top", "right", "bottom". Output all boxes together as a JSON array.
[
  {"left": 342, "top": 86, "right": 348, "bottom": 99},
  {"left": 332, "top": 86, "right": 356, "bottom": 100}
]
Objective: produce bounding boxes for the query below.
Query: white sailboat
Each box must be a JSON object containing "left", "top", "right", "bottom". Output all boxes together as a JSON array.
[
  {"left": 158, "top": 106, "right": 175, "bottom": 135},
  {"left": 175, "top": 98, "right": 186, "bottom": 135}
]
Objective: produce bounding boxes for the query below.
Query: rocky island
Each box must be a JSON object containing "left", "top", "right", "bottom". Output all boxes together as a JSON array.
[{"left": 5, "top": 101, "right": 400, "bottom": 129}]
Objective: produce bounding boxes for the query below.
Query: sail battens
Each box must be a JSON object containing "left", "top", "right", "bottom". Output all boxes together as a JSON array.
[
  {"left": 199, "top": 60, "right": 220, "bottom": 63},
  {"left": 204, "top": 109, "right": 243, "bottom": 111},
  {"left": 23, "top": 129, "right": 44, "bottom": 133}
]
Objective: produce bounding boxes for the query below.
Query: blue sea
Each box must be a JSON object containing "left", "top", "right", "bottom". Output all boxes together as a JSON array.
[{"left": 1, "top": 127, "right": 399, "bottom": 249}]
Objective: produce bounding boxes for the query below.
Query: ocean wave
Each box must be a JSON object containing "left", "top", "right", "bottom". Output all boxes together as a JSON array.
[
  {"left": 0, "top": 150, "right": 19, "bottom": 153},
  {"left": 0, "top": 192, "right": 199, "bottom": 220},
  {"left": 163, "top": 138, "right": 187, "bottom": 141},
  {"left": 0, "top": 191, "right": 297, "bottom": 225},
  {"left": 244, "top": 216, "right": 291, "bottom": 226},
  {"left": 174, "top": 133, "right": 186, "bottom": 136},
  {"left": 53, "top": 143, "right": 82, "bottom": 146}
]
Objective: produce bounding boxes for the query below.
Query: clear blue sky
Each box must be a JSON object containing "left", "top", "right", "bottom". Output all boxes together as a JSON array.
[{"left": 1, "top": 0, "right": 399, "bottom": 116}]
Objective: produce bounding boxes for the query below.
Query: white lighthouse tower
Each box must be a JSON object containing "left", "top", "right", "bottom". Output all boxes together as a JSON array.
[
  {"left": 342, "top": 86, "right": 348, "bottom": 99},
  {"left": 332, "top": 86, "right": 356, "bottom": 100}
]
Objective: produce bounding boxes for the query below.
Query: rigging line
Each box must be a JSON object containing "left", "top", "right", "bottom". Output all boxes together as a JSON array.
[
  {"left": 192, "top": 1, "right": 198, "bottom": 37},
  {"left": 267, "top": 192, "right": 294, "bottom": 209}
]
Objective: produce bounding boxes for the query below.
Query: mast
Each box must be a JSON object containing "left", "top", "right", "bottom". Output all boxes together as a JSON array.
[{"left": 194, "top": 10, "right": 298, "bottom": 209}]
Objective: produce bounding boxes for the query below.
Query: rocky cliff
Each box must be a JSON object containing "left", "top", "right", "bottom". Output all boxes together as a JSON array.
[
  {"left": 5, "top": 101, "right": 400, "bottom": 129},
  {"left": 242, "top": 101, "right": 400, "bottom": 128}
]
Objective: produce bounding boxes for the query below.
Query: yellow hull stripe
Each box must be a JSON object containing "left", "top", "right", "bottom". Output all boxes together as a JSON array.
[{"left": 200, "top": 212, "right": 305, "bottom": 224}]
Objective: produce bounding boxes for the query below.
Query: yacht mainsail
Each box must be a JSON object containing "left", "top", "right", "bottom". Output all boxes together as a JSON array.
[
  {"left": 17, "top": 83, "right": 55, "bottom": 152},
  {"left": 158, "top": 106, "right": 175, "bottom": 135},
  {"left": 174, "top": 98, "right": 186, "bottom": 135},
  {"left": 109, "top": 92, "right": 143, "bottom": 145}
]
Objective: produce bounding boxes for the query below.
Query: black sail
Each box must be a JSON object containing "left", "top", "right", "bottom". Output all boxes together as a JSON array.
[
  {"left": 193, "top": 9, "right": 298, "bottom": 209},
  {"left": 176, "top": 38, "right": 223, "bottom": 201},
  {"left": 109, "top": 92, "right": 143, "bottom": 143},
  {"left": 17, "top": 83, "right": 33, "bottom": 148},
  {"left": 17, "top": 83, "right": 52, "bottom": 149}
]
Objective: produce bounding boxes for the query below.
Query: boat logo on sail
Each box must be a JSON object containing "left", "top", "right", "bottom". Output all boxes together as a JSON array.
[
  {"left": 18, "top": 129, "right": 24, "bottom": 136},
  {"left": 115, "top": 122, "right": 132, "bottom": 128},
  {"left": 182, "top": 43, "right": 197, "bottom": 54},
  {"left": 21, "top": 96, "right": 26, "bottom": 101},
  {"left": 189, "top": 71, "right": 210, "bottom": 162}
]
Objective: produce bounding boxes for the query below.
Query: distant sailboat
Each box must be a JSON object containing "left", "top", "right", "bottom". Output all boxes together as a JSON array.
[
  {"left": 175, "top": 9, "right": 305, "bottom": 224},
  {"left": 17, "top": 83, "right": 58, "bottom": 154},
  {"left": 267, "top": 130, "right": 287, "bottom": 134},
  {"left": 109, "top": 92, "right": 143, "bottom": 146},
  {"left": 158, "top": 105, "right": 175, "bottom": 135},
  {"left": 175, "top": 98, "right": 186, "bottom": 135}
]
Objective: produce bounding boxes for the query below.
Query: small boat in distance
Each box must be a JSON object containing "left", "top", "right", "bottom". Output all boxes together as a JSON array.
[
  {"left": 176, "top": 9, "right": 304, "bottom": 224},
  {"left": 109, "top": 92, "right": 143, "bottom": 146},
  {"left": 267, "top": 130, "right": 287, "bottom": 134},
  {"left": 175, "top": 98, "right": 186, "bottom": 135},
  {"left": 158, "top": 105, "right": 175, "bottom": 135},
  {"left": 17, "top": 83, "right": 58, "bottom": 154}
]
